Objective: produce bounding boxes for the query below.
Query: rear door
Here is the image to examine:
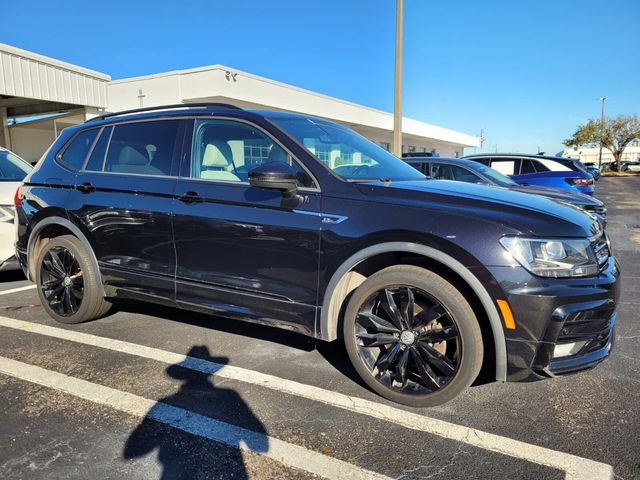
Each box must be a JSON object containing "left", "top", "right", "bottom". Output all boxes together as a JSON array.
[
  {"left": 66, "top": 119, "right": 185, "bottom": 300},
  {"left": 172, "top": 118, "right": 321, "bottom": 336}
]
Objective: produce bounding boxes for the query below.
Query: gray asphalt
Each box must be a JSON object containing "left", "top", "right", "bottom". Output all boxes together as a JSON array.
[{"left": 0, "top": 176, "right": 638, "bottom": 480}]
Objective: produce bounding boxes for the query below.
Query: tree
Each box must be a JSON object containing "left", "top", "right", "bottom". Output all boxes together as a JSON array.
[{"left": 564, "top": 114, "right": 640, "bottom": 169}]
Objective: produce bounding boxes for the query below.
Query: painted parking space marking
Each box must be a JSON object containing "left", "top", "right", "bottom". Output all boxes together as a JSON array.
[
  {"left": 0, "top": 284, "right": 36, "bottom": 296},
  {"left": 0, "top": 316, "right": 613, "bottom": 480},
  {"left": 0, "top": 355, "right": 389, "bottom": 480}
]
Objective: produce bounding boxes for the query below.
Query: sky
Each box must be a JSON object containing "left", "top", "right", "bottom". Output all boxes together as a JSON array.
[{"left": 2, "top": 0, "right": 639, "bottom": 154}]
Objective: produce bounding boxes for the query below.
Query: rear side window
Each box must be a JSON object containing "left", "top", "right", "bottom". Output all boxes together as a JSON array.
[
  {"left": 490, "top": 159, "right": 520, "bottom": 176},
  {"left": 104, "top": 121, "right": 180, "bottom": 176},
  {"left": 58, "top": 129, "right": 99, "bottom": 170},
  {"left": 535, "top": 159, "right": 571, "bottom": 172}
]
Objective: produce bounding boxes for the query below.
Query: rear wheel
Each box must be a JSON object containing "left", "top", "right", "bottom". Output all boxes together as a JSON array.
[
  {"left": 343, "top": 265, "right": 483, "bottom": 407},
  {"left": 36, "top": 235, "right": 110, "bottom": 324}
]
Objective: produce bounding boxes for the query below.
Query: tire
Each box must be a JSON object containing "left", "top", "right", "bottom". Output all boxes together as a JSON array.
[
  {"left": 35, "top": 235, "right": 110, "bottom": 324},
  {"left": 343, "top": 265, "right": 483, "bottom": 407}
]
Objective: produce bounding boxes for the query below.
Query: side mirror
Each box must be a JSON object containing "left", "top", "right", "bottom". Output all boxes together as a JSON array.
[{"left": 248, "top": 162, "right": 302, "bottom": 207}]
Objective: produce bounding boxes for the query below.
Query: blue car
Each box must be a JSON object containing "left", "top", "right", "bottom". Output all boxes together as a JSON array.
[
  {"left": 584, "top": 164, "right": 601, "bottom": 180},
  {"left": 463, "top": 154, "right": 595, "bottom": 195}
]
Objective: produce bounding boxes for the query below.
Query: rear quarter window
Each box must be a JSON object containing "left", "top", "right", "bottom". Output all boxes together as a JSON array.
[{"left": 58, "top": 129, "right": 100, "bottom": 170}]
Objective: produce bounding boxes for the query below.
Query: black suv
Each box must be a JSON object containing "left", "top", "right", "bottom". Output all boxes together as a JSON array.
[{"left": 14, "top": 104, "right": 620, "bottom": 407}]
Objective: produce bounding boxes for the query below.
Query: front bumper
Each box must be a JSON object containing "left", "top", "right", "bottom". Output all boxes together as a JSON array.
[{"left": 488, "top": 256, "right": 621, "bottom": 382}]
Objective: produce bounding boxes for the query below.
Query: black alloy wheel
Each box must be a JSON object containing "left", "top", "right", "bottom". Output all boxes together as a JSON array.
[
  {"left": 36, "top": 235, "right": 111, "bottom": 324},
  {"left": 40, "top": 246, "right": 84, "bottom": 317},
  {"left": 343, "top": 265, "right": 483, "bottom": 407},
  {"left": 354, "top": 286, "right": 460, "bottom": 395}
]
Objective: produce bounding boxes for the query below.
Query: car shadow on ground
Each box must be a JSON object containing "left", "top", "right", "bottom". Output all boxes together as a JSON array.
[
  {"left": 123, "top": 345, "right": 268, "bottom": 479},
  {"left": 0, "top": 270, "right": 26, "bottom": 283},
  {"left": 111, "top": 300, "right": 372, "bottom": 391}
]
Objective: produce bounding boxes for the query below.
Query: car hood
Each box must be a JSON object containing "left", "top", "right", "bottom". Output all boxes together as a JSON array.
[
  {"left": 357, "top": 179, "right": 601, "bottom": 238},
  {"left": 507, "top": 184, "right": 602, "bottom": 206}
]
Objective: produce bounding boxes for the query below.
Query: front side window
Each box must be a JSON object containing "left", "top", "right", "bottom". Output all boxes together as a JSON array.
[
  {"left": 472, "top": 164, "right": 518, "bottom": 187},
  {"left": 0, "top": 150, "right": 31, "bottom": 181},
  {"left": 103, "top": 120, "right": 180, "bottom": 176},
  {"left": 191, "top": 119, "right": 315, "bottom": 188},
  {"left": 430, "top": 163, "right": 482, "bottom": 183},
  {"left": 59, "top": 128, "right": 99, "bottom": 170},
  {"left": 270, "top": 117, "right": 425, "bottom": 182}
]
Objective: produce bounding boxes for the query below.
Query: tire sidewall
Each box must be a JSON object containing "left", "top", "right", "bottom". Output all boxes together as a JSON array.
[{"left": 343, "top": 266, "right": 483, "bottom": 407}]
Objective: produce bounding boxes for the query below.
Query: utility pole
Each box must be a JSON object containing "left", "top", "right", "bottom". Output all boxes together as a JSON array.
[
  {"left": 392, "top": 0, "right": 403, "bottom": 157},
  {"left": 597, "top": 96, "right": 607, "bottom": 169}
]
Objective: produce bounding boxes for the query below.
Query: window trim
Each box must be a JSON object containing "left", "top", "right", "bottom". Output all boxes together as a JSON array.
[{"left": 186, "top": 117, "right": 320, "bottom": 192}]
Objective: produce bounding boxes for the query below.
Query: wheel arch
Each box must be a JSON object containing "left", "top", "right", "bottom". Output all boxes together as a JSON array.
[
  {"left": 27, "top": 216, "right": 105, "bottom": 296},
  {"left": 319, "top": 242, "right": 507, "bottom": 382}
]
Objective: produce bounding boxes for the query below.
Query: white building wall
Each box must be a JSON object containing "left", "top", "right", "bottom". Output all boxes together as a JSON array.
[
  {"left": 562, "top": 143, "right": 640, "bottom": 165},
  {"left": 108, "top": 65, "right": 479, "bottom": 151}
]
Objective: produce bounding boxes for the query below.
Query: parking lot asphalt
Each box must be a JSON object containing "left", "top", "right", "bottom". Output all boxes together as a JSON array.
[{"left": 0, "top": 176, "right": 638, "bottom": 480}]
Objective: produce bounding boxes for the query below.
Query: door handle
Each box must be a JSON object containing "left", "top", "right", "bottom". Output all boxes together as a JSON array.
[
  {"left": 177, "top": 191, "right": 204, "bottom": 203},
  {"left": 76, "top": 182, "right": 96, "bottom": 193}
]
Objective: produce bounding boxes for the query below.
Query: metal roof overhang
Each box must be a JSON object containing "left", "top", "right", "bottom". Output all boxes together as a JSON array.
[{"left": 0, "top": 43, "right": 110, "bottom": 117}]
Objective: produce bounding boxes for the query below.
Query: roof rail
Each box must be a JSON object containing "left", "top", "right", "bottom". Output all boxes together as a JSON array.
[{"left": 87, "top": 103, "right": 242, "bottom": 122}]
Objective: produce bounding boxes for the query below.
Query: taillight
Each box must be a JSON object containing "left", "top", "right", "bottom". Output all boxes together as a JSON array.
[
  {"left": 566, "top": 178, "right": 592, "bottom": 187},
  {"left": 14, "top": 186, "right": 22, "bottom": 207}
]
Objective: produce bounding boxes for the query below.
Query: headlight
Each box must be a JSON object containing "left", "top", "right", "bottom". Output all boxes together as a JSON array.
[
  {"left": 500, "top": 236, "right": 598, "bottom": 278},
  {"left": 0, "top": 205, "right": 15, "bottom": 223}
]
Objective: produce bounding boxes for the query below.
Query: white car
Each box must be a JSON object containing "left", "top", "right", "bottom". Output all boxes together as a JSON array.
[{"left": 0, "top": 147, "right": 32, "bottom": 271}]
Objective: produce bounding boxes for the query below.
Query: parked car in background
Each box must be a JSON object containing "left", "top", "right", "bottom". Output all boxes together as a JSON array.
[
  {"left": 403, "top": 157, "right": 606, "bottom": 220},
  {"left": 15, "top": 103, "right": 620, "bottom": 407},
  {"left": 0, "top": 147, "right": 32, "bottom": 271},
  {"left": 583, "top": 163, "right": 601, "bottom": 180},
  {"left": 464, "top": 153, "right": 595, "bottom": 195},
  {"left": 621, "top": 161, "right": 640, "bottom": 172}
]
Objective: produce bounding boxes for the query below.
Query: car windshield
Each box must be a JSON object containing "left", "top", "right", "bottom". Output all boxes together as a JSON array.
[
  {"left": 270, "top": 117, "right": 425, "bottom": 182},
  {"left": 0, "top": 150, "right": 31, "bottom": 181},
  {"left": 471, "top": 163, "right": 518, "bottom": 187}
]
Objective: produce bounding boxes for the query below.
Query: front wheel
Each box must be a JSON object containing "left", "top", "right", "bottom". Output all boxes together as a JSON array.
[
  {"left": 36, "top": 235, "right": 111, "bottom": 324},
  {"left": 343, "top": 265, "right": 483, "bottom": 407}
]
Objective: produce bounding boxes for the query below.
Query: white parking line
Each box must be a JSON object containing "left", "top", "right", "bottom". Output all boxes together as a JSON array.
[
  {"left": 0, "top": 285, "right": 36, "bottom": 296},
  {"left": 0, "top": 316, "right": 613, "bottom": 480},
  {"left": 0, "top": 355, "right": 389, "bottom": 480}
]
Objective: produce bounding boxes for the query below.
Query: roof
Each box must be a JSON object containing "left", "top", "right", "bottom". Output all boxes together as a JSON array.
[
  {"left": 0, "top": 43, "right": 111, "bottom": 112},
  {"left": 403, "top": 157, "right": 489, "bottom": 169},
  {"left": 464, "top": 153, "right": 576, "bottom": 162}
]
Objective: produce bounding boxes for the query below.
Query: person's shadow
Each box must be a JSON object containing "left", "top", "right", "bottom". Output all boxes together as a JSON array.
[{"left": 123, "top": 346, "right": 268, "bottom": 479}]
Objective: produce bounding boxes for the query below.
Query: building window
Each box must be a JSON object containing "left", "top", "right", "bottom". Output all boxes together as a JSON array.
[
  {"left": 420, "top": 147, "right": 428, "bottom": 153},
  {"left": 380, "top": 142, "right": 390, "bottom": 151},
  {"left": 407, "top": 146, "right": 416, "bottom": 153}
]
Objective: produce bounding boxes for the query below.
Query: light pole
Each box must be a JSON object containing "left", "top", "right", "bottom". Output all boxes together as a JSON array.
[
  {"left": 393, "top": 0, "right": 403, "bottom": 157},
  {"left": 597, "top": 96, "right": 607, "bottom": 169}
]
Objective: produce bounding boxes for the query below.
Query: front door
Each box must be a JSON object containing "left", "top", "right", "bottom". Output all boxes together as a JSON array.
[{"left": 172, "top": 118, "right": 321, "bottom": 335}]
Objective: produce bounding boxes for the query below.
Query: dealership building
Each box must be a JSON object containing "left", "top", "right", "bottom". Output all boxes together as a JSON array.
[{"left": 1, "top": 42, "right": 479, "bottom": 163}]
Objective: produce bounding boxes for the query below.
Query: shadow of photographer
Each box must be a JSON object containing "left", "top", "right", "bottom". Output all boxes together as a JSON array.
[{"left": 123, "top": 346, "right": 268, "bottom": 479}]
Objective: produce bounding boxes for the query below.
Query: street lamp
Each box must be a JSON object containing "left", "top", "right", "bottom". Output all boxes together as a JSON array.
[
  {"left": 393, "top": 0, "right": 403, "bottom": 157},
  {"left": 597, "top": 96, "right": 607, "bottom": 169}
]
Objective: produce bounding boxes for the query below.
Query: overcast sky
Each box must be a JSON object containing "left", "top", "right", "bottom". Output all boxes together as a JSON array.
[{"left": 2, "top": 0, "right": 639, "bottom": 154}]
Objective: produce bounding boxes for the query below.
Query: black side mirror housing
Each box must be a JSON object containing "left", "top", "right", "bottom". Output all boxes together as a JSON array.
[{"left": 248, "top": 162, "right": 302, "bottom": 208}]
